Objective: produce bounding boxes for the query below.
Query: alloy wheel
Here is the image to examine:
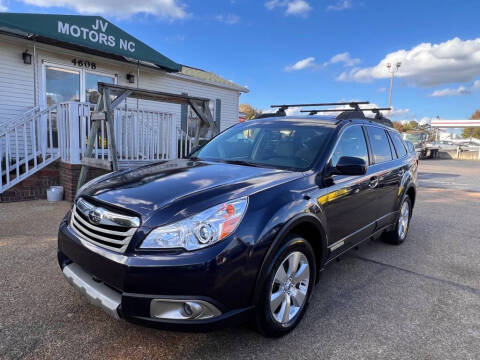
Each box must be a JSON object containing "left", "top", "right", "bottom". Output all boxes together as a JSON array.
[
  {"left": 398, "top": 201, "right": 410, "bottom": 240},
  {"left": 269, "top": 251, "right": 310, "bottom": 325}
]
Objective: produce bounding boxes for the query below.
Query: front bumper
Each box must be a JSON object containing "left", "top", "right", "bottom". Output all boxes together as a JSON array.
[
  {"left": 58, "top": 221, "right": 254, "bottom": 330},
  {"left": 62, "top": 262, "right": 121, "bottom": 320}
]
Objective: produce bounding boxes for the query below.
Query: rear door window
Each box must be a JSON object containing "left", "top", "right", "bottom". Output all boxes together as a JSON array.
[
  {"left": 389, "top": 131, "right": 408, "bottom": 158},
  {"left": 366, "top": 127, "right": 393, "bottom": 164}
]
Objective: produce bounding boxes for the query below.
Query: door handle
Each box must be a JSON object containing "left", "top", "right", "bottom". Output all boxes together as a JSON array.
[{"left": 369, "top": 177, "right": 379, "bottom": 188}]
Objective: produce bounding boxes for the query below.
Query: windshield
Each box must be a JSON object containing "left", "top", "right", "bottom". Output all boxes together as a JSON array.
[{"left": 193, "top": 120, "right": 334, "bottom": 171}]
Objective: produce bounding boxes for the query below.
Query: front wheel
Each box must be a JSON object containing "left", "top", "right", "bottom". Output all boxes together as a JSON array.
[
  {"left": 383, "top": 197, "right": 412, "bottom": 245},
  {"left": 255, "top": 235, "right": 316, "bottom": 337}
]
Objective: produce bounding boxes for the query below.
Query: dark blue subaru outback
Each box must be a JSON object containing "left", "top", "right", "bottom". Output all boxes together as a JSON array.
[{"left": 58, "top": 105, "right": 417, "bottom": 337}]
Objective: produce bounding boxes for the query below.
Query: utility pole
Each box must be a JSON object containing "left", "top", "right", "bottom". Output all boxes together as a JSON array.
[{"left": 386, "top": 62, "right": 401, "bottom": 108}]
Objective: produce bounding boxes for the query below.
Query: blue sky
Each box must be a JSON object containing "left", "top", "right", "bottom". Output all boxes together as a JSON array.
[{"left": 2, "top": 0, "right": 480, "bottom": 122}]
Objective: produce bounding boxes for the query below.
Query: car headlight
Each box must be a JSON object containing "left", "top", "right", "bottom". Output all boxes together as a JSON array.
[{"left": 140, "top": 197, "right": 248, "bottom": 251}]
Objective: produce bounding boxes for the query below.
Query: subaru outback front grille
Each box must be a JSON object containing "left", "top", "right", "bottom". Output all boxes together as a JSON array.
[{"left": 69, "top": 198, "right": 140, "bottom": 253}]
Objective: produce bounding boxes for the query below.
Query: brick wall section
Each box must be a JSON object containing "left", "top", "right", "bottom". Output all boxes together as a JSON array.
[
  {"left": 1, "top": 161, "right": 108, "bottom": 203},
  {"left": 0, "top": 162, "right": 61, "bottom": 202},
  {"left": 59, "top": 162, "right": 109, "bottom": 202}
]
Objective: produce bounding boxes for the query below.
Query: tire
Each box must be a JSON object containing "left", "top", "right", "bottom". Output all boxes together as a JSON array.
[
  {"left": 255, "top": 235, "right": 316, "bottom": 337},
  {"left": 383, "top": 196, "right": 412, "bottom": 245}
]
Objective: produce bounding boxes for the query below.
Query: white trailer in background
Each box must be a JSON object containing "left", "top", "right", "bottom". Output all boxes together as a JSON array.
[
  {"left": 430, "top": 120, "right": 480, "bottom": 128},
  {"left": 430, "top": 119, "right": 480, "bottom": 159}
]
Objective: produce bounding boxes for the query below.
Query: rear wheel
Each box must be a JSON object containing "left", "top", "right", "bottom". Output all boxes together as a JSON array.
[
  {"left": 383, "top": 197, "right": 412, "bottom": 245},
  {"left": 255, "top": 235, "right": 316, "bottom": 337}
]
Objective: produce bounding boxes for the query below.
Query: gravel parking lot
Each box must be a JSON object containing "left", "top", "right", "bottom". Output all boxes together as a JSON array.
[{"left": 1, "top": 159, "right": 479, "bottom": 360}]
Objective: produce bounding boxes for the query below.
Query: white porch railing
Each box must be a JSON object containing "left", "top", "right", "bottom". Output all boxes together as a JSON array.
[
  {"left": 114, "top": 108, "right": 176, "bottom": 162},
  {"left": 0, "top": 105, "right": 59, "bottom": 193},
  {"left": 1, "top": 101, "right": 189, "bottom": 194},
  {"left": 177, "top": 127, "right": 194, "bottom": 158},
  {"left": 0, "top": 106, "right": 41, "bottom": 130},
  {"left": 56, "top": 102, "right": 178, "bottom": 165},
  {"left": 57, "top": 102, "right": 93, "bottom": 164}
]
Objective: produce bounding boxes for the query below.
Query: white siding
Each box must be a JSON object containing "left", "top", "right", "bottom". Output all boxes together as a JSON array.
[
  {"left": 133, "top": 68, "right": 241, "bottom": 131},
  {"left": 0, "top": 34, "right": 243, "bottom": 132},
  {"left": 0, "top": 38, "right": 35, "bottom": 125}
]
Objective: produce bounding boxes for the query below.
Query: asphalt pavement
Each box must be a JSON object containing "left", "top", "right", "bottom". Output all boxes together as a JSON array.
[{"left": 0, "top": 159, "right": 479, "bottom": 360}]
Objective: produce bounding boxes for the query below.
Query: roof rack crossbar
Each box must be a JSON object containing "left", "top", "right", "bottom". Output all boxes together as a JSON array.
[
  {"left": 301, "top": 107, "right": 391, "bottom": 115},
  {"left": 270, "top": 101, "right": 370, "bottom": 111}
]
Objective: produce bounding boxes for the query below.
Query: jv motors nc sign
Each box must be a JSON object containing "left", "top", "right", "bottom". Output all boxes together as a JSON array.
[
  {"left": 0, "top": 13, "right": 181, "bottom": 72},
  {"left": 58, "top": 19, "right": 136, "bottom": 54}
]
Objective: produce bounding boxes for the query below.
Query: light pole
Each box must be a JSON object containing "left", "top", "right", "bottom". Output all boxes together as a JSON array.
[{"left": 386, "top": 62, "right": 401, "bottom": 108}]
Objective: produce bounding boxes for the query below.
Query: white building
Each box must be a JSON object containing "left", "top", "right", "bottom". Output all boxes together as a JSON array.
[{"left": 0, "top": 13, "right": 248, "bottom": 201}]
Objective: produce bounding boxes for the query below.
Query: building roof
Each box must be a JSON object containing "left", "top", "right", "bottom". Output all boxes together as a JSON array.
[
  {"left": 180, "top": 66, "right": 248, "bottom": 93},
  {"left": 0, "top": 12, "right": 248, "bottom": 92},
  {"left": 0, "top": 13, "right": 181, "bottom": 72}
]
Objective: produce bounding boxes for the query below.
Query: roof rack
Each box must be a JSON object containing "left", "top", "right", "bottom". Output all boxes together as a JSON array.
[
  {"left": 270, "top": 101, "right": 370, "bottom": 112},
  {"left": 256, "top": 101, "right": 371, "bottom": 118},
  {"left": 299, "top": 106, "right": 393, "bottom": 127},
  {"left": 301, "top": 107, "right": 391, "bottom": 115},
  {"left": 254, "top": 100, "right": 394, "bottom": 128}
]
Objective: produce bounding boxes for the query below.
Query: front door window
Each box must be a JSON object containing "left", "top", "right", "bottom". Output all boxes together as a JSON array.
[
  {"left": 44, "top": 63, "right": 115, "bottom": 106},
  {"left": 45, "top": 65, "right": 80, "bottom": 106}
]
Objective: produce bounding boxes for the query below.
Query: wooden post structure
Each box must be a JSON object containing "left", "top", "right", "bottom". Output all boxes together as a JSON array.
[{"left": 76, "top": 83, "right": 216, "bottom": 194}]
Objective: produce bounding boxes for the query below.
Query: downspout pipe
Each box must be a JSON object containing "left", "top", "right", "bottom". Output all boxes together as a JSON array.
[{"left": 32, "top": 36, "right": 37, "bottom": 107}]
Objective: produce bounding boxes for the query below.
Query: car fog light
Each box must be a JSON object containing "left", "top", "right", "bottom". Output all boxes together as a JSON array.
[
  {"left": 182, "top": 301, "right": 203, "bottom": 318},
  {"left": 150, "top": 299, "right": 221, "bottom": 320}
]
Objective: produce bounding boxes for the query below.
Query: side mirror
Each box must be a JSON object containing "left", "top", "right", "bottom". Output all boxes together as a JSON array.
[{"left": 334, "top": 156, "right": 367, "bottom": 176}]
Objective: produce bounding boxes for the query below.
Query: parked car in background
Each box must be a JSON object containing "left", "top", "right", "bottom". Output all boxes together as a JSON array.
[{"left": 58, "top": 112, "right": 418, "bottom": 337}]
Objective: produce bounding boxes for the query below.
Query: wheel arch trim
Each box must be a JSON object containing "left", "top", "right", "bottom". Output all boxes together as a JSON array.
[{"left": 251, "top": 213, "right": 328, "bottom": 304}]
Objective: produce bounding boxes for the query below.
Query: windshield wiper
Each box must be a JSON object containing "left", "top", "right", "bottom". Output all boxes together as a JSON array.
[{"left": 222, "top": 159, "right": 265, "bottom": 168}]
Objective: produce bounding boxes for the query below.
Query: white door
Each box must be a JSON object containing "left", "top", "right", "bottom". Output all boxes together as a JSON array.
[
  {"left": 42, "top": 63, "right": 115, "bottom": 107},
  {"left": 44, "top": 64, "right": 81, "bottom": 107}
]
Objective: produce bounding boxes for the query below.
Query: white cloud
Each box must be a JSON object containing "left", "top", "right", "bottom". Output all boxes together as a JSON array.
[
  {"left": 265, "top": 0, "right": 312, "bottom": 17},
  {"left": 285, "top": 107, "right": 302, "bottom": 116},
  {"left": 389, "top": 107, "right": 411, "bottom": 117},
  {"left": 286, "top": 52, "right": 359, "bottom": 71},
  {"left": 286, "top": 0, "right": 311, "bottom": 16},
  {"left": 419, "top": 117, "right": 434, "bottom": 125},
  {"left": 430, "top": 80, "right": 480, "bottom": 97},
  {"left": 326, "top": 52, "right": 360, "bottom": 67},
  {"left": 337, "top": 37, "right": 480, "bottom": 87},
  {"left": 0, "top": 0, "right": 7, "bottom": 11},
  {"left": 285, "top": 57, "right": 317, "bottom": 71},
  {"left": 326, "top": 0, "right": 353, "bottom": 11},
  {"left": 216, "top": 14, "right": 240, "bottom": 24},
  {"left": 377, "top": 87, "right": 387, "bottom": 92},
  {"left": 19, "top": 0, "right": 188, "bottom": 19},
  {"left": 265, "top": 0, "right": 281, "bottom": 10},
  {"left": 430, "top": 86, "right": 470, "bottom": 97}
]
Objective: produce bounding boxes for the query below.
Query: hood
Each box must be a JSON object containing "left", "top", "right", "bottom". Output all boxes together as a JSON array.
[{"left": 80, "top": 159, "right": 303, "bottom": 221}]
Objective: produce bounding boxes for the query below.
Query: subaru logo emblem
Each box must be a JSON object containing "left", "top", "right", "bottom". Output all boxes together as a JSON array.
[{"left": 88, "top": 208, "right": 104, "bottom": 224}]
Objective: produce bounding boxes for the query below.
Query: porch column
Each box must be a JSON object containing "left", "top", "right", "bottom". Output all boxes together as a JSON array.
[{"left": 68, "top": 103, "right": 81, "bottom": 164}]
